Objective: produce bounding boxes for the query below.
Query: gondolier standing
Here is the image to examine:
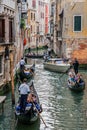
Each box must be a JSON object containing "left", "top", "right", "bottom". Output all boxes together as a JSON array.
[
  {"left": 73, "top": 58, "right": 79, "bottom": 74},
  {"left": 20, "top": 57, "right": 25, "bottom": 70},
  {"left": 19, "top": 78, "right": 30, "bottom": 113}
]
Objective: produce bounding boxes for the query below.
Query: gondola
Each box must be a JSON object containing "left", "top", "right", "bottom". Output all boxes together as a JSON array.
[
  {"left": 68, "top": 79, "right": 85, "bottom": 92},
  {"left": 25, "top": 54, "right": 44, "bottom": 58},
  {"left": 15, "top": 81, "right": 42, "bottom": 124},
  {"left": 17, "top": 64, "right": 35, "bottom": 82}
]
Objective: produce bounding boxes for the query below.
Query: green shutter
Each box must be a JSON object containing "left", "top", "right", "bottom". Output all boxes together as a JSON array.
[{"left": 74, "top": 16, "right": 81, "bottom": 31}]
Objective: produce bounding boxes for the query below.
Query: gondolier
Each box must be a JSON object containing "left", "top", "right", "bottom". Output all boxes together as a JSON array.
[
  {"left": 73, "top": 58, "right": 79, "bottom": 74},
  {"left": 20, "top": 57, "right": 25, "bottom": 70},
  {"left": 18, "top": 78, "right": 30, "bottom": 113},
  {"left": 15, "top": 81, "right": 43, "bottom": 124}
]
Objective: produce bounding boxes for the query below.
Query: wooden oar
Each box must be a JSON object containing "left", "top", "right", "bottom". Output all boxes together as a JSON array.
[
  {"left": 33, "top": 103, "right": 47, "bottom": 128},
  {"left": 59, "top": 66, "right": 72, "bottom": 79}
]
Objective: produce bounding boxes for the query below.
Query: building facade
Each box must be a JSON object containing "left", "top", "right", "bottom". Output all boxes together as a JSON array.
[
  {"left": 0, "top": 0, "right": 16, "bottom": 92},
  {"left": 51, "top": 0, "right": 87, "bottom": 63},
  {"left": 27, "top": 0, "right": 50, "bottom": 49}
]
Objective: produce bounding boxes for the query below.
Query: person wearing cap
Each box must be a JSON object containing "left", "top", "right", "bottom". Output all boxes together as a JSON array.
[{"left": 19, "top": 78, "right": 30, "bottom": 112}]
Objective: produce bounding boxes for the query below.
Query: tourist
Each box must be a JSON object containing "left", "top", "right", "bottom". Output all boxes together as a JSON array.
[
  {"left": 68, "top": 72, "right": 76, "bottom": 86},
  {"left": 75, "top": 73, "right": 84, "bottom": 86}
]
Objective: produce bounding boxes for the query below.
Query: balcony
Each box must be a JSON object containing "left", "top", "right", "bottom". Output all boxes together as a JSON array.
[
  {"left": 0, "top": 0, "right": 15, "bottom": 16},
  {"left": 0, "top": 0, "right": 15, "bottom": 10}
]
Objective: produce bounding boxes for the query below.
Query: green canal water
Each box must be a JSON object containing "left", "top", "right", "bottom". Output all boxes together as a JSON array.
[{"left": 0, "top": 59, "right": 87, "bottom": 130}]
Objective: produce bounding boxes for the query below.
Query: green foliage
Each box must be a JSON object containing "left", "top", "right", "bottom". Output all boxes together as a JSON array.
[{"left": 20, "top": 18, "right": 25, "bottom": 29}]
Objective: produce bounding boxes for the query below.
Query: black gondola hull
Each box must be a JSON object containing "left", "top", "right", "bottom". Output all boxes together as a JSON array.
[
  {"left": 25, "top": 55, "right": 43, "bottom": 58},
  {"left": 68, "top": 82, "right": 85, "bottom": 92},
  {"left": 15, "top": 82, "right": 42, "bottom": 124}
]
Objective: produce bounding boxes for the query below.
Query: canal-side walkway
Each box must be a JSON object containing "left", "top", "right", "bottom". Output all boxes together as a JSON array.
[{"left": 0, "top": 96, "right": 6, "bottom": 113}]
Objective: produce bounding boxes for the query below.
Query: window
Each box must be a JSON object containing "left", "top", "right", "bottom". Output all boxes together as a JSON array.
[
  {"left": 31, "top": 25, "right": 32, "bottom": 33},
  {"left": 74, "top": 15, "right": 82, "bottom": 31},
  {"left": 32, "top": 0, "right": 36, "bottom": 8},
  {"left": 9, "top": 19, "right": 13, "bottom": 42},
  {"left": 38, "top": 1, "right": 40, "bottom": 5},
  {"left": 31, "top": 13, "right": 33, "bottom": 20},
  {"left": 0, "top": 19, "right": 5, "bottom": 42},
  {"left": 34, "top": 13, "right": 35, "bottom": 21},
  {"left": 51, "top": 5, "right": 54, "bottom": 16},
  {"left": 22, "top": 0, "right": 26, "bottom": 2},
  {"left": 42, "top": 13, "right": 44, "bottom": 19},
  {"left": 0, "top": 55, "right": 2, "bottom": 74}
]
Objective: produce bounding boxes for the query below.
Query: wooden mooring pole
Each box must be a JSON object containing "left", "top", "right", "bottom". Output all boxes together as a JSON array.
[{"left": 10, "top": 53, "right": 15, "bottom": 105}]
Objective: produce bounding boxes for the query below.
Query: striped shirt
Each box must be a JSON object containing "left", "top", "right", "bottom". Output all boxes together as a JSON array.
[{"left": 19, "top": 83, "right": 30, "bottom": 95}]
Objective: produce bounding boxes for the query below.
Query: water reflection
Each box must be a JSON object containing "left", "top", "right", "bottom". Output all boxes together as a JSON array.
[
  {"left": 16, "top": 119, "right": 40, "bottom": 130},
  {"left": 34, "top": 60, "right": 87, "bottom": 130},
  {"left": 0, "top": 59, "right": 87, "bottom": 130}
]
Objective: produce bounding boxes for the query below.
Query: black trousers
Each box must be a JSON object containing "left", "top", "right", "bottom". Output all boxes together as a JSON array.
[
  {"left": 20, "top": 94, "right": 28, "bottom": 112},
  {"left": 74, "top": 68, "right": 78, "bottom": 74}
]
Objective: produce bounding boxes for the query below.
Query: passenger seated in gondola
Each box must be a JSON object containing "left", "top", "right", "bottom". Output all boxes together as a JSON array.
[
  {"left": 56, "top": 60, "right": 63, "bottom": 64},
  {"left": 27, "top": 93, "right": 34, "bottom": 103},
  {"left": 75, "top": 73, "right": 84, "bottom": 87},
  {"left": 68, "top": 72, "right": 76, "bottom": 86},
  {"left": 68, "top": 71, "right": 84, "bottom": 87},
  {"left": 24, "top": 68, "right": 31, "bottom": 76},
  {"left": 27, "top": 93, "right": 42, "bottom": 113}
]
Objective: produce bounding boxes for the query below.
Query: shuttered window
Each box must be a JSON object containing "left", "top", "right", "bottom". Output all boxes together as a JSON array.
[
  {"left": 0, "top": 55, "right": 2, "bottom": 74},
  {"left": 0, "top": 19, "right": 5, "bottom": 42},
  {"left": 74, "top": 16, "right": 82, "bottom": 31},
  {"left": 9, "top": 19, "right": 13, "bottom": 42}
]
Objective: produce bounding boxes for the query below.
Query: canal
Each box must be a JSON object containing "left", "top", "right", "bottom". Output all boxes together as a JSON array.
[{"left": 0, "top": 59, "right": 87, "bottom": 130}]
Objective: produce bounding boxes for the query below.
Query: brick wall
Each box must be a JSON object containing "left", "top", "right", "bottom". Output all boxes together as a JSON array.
[{"left": 72, "top": 43, "right": 87, "bottom": 64}]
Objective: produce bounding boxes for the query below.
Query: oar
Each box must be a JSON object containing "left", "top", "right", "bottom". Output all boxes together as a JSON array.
[
  {"left": 33, "top": 103, "right": 47, "bottom": 128},
  {"left": 59, "top": 66, "right": 72, "bottom": 79}
]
